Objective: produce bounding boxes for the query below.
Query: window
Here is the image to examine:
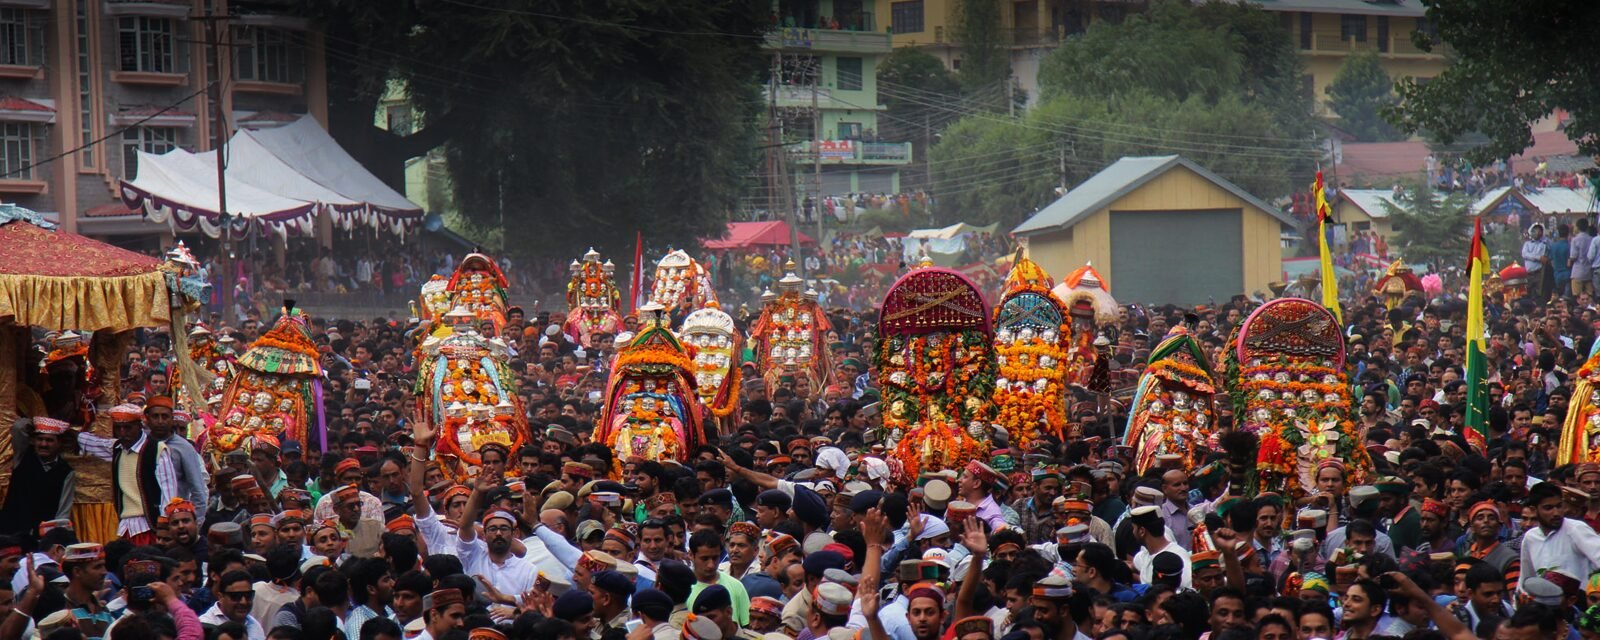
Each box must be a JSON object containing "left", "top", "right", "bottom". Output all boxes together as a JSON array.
[
  {"left": 1299, "top": 13, "right": 1311, "bottom": 49},
  {"left": 890, "top": 1, "right": 923, "bottom": 34},
  {"left": 1339, "top": 15, "right": 1366, "bottom": 42},
  {"left": 76, "top": 0, "right": 91, "bottom": 167},
  {"left": 118, "top": 16, "right": 175, "bottom": 73},
  {"left": 0, "top": 122, "right": 44, "bottom": 180},
  {"left": 1376, "top": 16, "right": 1389, "bottom": 52},
  {"left": 386, "top": 104, "right": 412, "bottom": 135},
  {"left": 121, "top": 127, "right": 177, "bottom": 178},
  {"left": 234, "top": 27, "right": 303, "bottom": 84},
  {"left": 0, "top": 8, "right": 41, "bottom": 66},
  {"left": 837, "top": 122, "right": 862, "bottom": 140},
  {"left": 836, "top": 57, "right": 863, "bottom": 91}
]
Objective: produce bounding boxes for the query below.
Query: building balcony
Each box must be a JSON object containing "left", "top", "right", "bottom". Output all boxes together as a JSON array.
[
  {"left": 765, "top": 26, "right": 890, "bottom": 54},
  {"left": 786, "top": 140, "right": 912, "bottom": 165},
  {"left": 1305, "top": 32, "right": 1451, "bottom": 58}
]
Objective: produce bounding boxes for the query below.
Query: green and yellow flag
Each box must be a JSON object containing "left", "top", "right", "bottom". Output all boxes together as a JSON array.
[
  {"left": 1314, "top": 171, "right": 1341, "bottom": 323},
  {"left": 1465, "top": 216, "right": 1490, "bottom": 439}
]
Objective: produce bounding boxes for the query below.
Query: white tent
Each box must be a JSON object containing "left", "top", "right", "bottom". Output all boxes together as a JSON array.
[{"left": 119, "top": 116, "right": 422, "bottom": 239}]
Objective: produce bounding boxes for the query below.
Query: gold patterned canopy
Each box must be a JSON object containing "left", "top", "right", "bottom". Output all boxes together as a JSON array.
[{"left": 0, "top": 214, "right": 169, "bottom": 332}]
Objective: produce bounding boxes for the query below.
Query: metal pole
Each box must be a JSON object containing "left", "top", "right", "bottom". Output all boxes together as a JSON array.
[
  {"left": 196, "top": 10, "right": 235, "bottom": 324},
  {"left": 777, "top": 53, "right": 801, "bottom": 268},
  {"left": 811, "top": 61, "right": 822, "bottom": 279}
]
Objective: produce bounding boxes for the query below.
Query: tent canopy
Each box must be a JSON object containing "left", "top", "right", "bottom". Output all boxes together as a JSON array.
[
  {"left": 702, "top": 221, "right": 814, "bottom": 250},
  {"left": 120, "top": 116, "right": 423, "bottom": 240},
  {"left": 0, "top": 205, "right": 168, "bottom": 332}
]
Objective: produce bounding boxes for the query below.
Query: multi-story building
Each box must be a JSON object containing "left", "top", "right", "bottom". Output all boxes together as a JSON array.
[
  {"left": 1251, "top": 0, "right": 1448, "bottom": 115},
  {"left": 873, "top": 0, "right": 1146, "bottom": 105},
  {"left": 873, "top": 0, "right": 1445, "bottom": 113},
  {"left": 0, "top": 0, "right": 324, "bottom": 244},
  {"left": 766, "top": 0, "right": 913, "bottom": 200}
]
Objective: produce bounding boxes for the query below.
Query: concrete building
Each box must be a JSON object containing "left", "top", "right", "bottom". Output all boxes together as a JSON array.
[
  {"left": 0, "top": 0, "right": 324, "bottom": 245},
  {"left": 768, "top": 0, "right": 913, "bottom": 197},
  {"left": 874, "top": 0, "right": 1144, "bottom": 105},
  {"left": 1249, "top": 0, "right": 1448, "bottom": 116},
  {"left": 1012, "top": 155, "right": 1297, "bottom": 305}
]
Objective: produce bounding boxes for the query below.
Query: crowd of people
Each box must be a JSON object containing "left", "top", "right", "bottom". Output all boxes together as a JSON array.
[{"left": 15, "top": 225, "right": 1600, "bottom": 640}]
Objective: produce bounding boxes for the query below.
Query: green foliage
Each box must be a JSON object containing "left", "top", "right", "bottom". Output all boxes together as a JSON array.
[
  {"left": 1384, "top": 184, "right": 1473, "bottom": 265},
  {"left": 1037, "top": 1, "right": 1243, "bottom": 106},
  {"left": 301, "top": 0, "right": 770, "bottom": 258},
  {"left": 1389, "top": 0, "right": 1600, "bottom": 162},
  {"left": 951, "top": 0, "right": 1009, "bottom": 92},
  {"left": 927, "top": 91, "right": 1295, "bottom": 228},
  {"left": 876, "top": 48, "right": 960, "bottom": 145},
  {"left": 1326, "top": 52, "right": 1402, "bottom": 142},
  {"left": 933, "top": 0, "right": 1313, "bottom": 227}
]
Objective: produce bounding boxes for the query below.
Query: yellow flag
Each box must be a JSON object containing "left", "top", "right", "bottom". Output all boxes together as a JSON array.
[{"left": 1314, "top": 172, "right": 1341, "bottom": 323}]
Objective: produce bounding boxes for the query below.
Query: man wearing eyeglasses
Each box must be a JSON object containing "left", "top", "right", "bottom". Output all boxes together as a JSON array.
[{"left": 199, "top": 569, "right": 265, "bottom": 640}]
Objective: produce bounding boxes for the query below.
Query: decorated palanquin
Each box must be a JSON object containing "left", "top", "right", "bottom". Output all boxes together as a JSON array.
[
  {"left": 1125, "top": 327, "right": 1218, "bottom": 474},
  {"left": 1052, "top": 261, "right": 1119, "bottom": 391},
  {"left": 991, "top": 257, "right": 1069, "bottom": 449},
  {"left": 446, "top": 254, "right": 511, "bottom": 335},
  {"left": 1557, "top": 341, "right": 1600, "bottom": 465},
  {"left": 415, "top": 306, "right": 527, "bottom": 478},
  {"left": 876, "top": 265, "right": 996, "bottom": 478},
  {"left": 1372, "top": 260, "right": 1426, "bottom": 310},
  {"left": 752, "top": 263, "right": 832, "bottom": 392},
  {"left": 183, "top": 324, "right": 234, "bottom": 410},
  {"left": 1498, "top": 264, "right": 1529, "bottom": 304},
  {"left": 648, "top": 250, "right": 717, "bottom": 318},
  {"left": 211, "top": 306, "right": 323, "bottom": 456},
  {"left": 416, "top": 275, "right": 452, "bottom": 323},
  {"left": 679, "top": 305, "right": 741, "bottom": 425},
  {"left": 1224, "top": 298, "right": 1371, "bottom": 496},
  {"left": 596, "top": 306, "right": 708, "bottom": 462},
  {"left": 564, "top": 248, "right": 625, "bottom": 347},
  {"left": 38, "top": 331, "right": 96, "bottom": 426}
]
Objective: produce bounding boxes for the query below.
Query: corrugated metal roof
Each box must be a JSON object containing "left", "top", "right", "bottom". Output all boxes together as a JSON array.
[
  {"left": 1011, "top": 155, "right": 1298, "bottom": 236},
  {"left": 1473, "top": 186, "right": 1598, "bottom": 217},
  {"left": 1248, "top": 0, "right": 1427, "bottom": 17},
  {"left": 1339, "top": 188, "right": 1402, "bottom": 219}
]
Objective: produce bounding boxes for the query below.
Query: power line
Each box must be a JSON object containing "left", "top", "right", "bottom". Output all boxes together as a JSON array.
[
  {"left": 2, "top": 84, "right": 210, "bottom": 180},
  {"left": 435, "top": 0, "right": 769, "bottom": 40}
]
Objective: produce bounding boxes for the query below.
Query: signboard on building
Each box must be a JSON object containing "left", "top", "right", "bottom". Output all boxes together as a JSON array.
[
  {"left": 782, "top": 28, "right": 813, "bottom": 48},
  {"left": 818, "top": 140, "right": 855, "bottom": 162}
]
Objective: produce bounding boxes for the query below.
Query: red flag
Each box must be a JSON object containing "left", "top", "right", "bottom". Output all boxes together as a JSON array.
[{"left": 630, "top": 230, "right": 645, "bottom": 313}]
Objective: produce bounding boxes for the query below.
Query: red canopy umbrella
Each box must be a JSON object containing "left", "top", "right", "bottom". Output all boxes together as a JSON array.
[{"left": 702, "top": 221, "right": 814, "bottom": 250}]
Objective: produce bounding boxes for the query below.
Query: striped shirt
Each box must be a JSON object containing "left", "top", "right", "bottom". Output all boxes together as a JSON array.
[{"left": 77, "top": 431, "right": 179, "bottom": 537}]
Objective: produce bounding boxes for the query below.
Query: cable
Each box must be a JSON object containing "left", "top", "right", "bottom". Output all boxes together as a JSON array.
[
  {"left": 0, "top": 84, "right": 210, "bottom": 180},
  {"left": 436, "top": 0, "right": 769, "bottom": 40}
]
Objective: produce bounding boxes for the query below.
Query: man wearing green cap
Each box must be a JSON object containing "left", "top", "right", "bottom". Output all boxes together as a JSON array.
[{"left": 1376, "top": 477, "right": 1421, "bottom": 552}]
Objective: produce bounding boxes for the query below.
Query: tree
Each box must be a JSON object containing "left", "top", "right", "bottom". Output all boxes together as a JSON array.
[
  {"left": 932, "top": 0, "right": 1314, "bottom": 226},
  {"left": 1389, "top": 0, "right": 1600, "bottom": 163},
  {"left": 300, "top": 0, "right": 770, "bottom": 257},
  {"left": 951, "top": 0, "right": 1009, "bottom": 95},
  {"left": 1384, "top": 184, "right": 1473, "bottom": 265},
  {"left": 1326, "top": 52, "right": 1402, "bottom": 142},
  {"left": 876, "top": 48, "right": 960, "bottom": 143},
  {"left": 927, "top": 91, "right": 1296, "bottom": 228}
]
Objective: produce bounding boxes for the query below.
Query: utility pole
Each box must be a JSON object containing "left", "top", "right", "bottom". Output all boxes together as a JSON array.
[
  {"left": 810, "top": 58, "right": 822, "bottom": 279},
  {"left": 193, "top": 7, "right": 234, "bottom": 323},
  {"left": 772, "top": 53, "right": 802, "bottom": 265}
]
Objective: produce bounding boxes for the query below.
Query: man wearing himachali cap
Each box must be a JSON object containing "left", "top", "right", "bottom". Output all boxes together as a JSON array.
[
  {"left": 72, "top": 401, "right": 182, "bottom": 543},
  {"left": 0, "top": 415, "right": 76, "bottom": 535}
]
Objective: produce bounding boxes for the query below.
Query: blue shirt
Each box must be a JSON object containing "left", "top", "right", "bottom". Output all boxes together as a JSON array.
[{"left": 1552, "top": 238, "right": 1572, "bottom": 279}]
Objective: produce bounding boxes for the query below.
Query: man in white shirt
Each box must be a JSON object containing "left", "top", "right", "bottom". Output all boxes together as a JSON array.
[
  {"left": 456, "top": 476, "right": 539, "bottom": 604},
  {"left": 199, "top": 569, "right": 266, "bottom": 640},
  {"left": 1128, "top": 506, "right": 1191, "bottom": 589},
  {"left": 1523, "top": 223, "right": 1551, "bottom": 299},
  {"left": 1519, "top": 482, "right": 1600, "bottom": 594}
]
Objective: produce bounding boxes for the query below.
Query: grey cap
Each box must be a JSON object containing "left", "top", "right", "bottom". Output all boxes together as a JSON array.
[{"left": 1523, "top": 577, "right": 1563, "bottom": 605}]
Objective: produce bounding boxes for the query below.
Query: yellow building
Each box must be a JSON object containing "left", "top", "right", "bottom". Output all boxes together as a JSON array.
[
  {"left": 874, "top": 0, "right": 1145, "bottom": 103},
  {"left": 1250, "top": 0, "right": 1449, "bottom": 115},
  {"left": 1012, "top": 155, "right": 1295, "bottom": 304},
  {"left": 874, "top": 0, "right": 1446, "bottom": 112},
  {"left": 1332, "top": 189, "right": 1398, "bottom": 240}
]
